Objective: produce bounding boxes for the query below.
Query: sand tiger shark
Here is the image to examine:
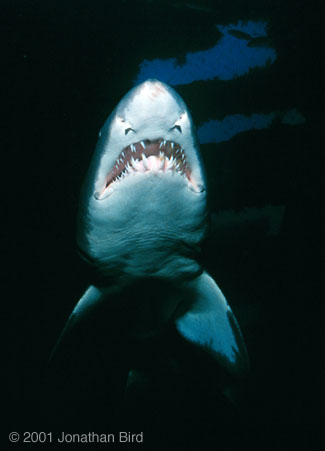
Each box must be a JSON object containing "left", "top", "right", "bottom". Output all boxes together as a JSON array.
[{"left": 52, "top": 79, "right": 248, "bottom": 376}]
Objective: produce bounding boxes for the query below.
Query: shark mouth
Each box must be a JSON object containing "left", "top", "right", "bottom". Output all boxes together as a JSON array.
[{"left": 97, "top": 138, "right": 193, "bottom": 199}]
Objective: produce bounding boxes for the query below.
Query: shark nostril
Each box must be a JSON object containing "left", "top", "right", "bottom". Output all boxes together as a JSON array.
[
  {"left": 125, "top": 127, "right": 135, "bottom": 135},
  {"left": 169, "top": 125, "right": 182, "bottom": 133}
]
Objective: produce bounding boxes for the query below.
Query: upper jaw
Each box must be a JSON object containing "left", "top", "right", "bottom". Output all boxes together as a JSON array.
[{"left": 95, "top": 137, "right": 204, "bottom": 200}]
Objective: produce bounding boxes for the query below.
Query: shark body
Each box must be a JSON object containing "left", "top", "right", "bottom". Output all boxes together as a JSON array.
[{"left": 53, "top": 79, "right": 248, "bottom": 376}]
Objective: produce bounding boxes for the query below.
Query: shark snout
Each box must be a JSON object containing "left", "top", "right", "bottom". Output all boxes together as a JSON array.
[
  {"left": 141, "top": 79, "right": 168, "bottom": 97},
  {"left": 135, "top": 79, "right": 177, "bottom": 108}
]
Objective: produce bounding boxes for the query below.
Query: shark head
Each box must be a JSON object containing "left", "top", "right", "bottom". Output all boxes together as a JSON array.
[{"left": 77, "top": 79, "right": 207, "bottom": 282}]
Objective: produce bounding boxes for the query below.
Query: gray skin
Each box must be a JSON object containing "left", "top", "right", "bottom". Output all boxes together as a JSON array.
[{"left": 53, "top": 79, "right": 249, "bottom": 376}]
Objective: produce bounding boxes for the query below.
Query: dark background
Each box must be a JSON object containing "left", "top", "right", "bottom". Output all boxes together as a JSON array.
[{"left": 3, "top": 0, "right": 324, "bottom": 449}]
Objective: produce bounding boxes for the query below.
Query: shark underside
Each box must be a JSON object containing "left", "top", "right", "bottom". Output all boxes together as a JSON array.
[{"left": 51, "top": 79, "right": 249, "bottom": 389}]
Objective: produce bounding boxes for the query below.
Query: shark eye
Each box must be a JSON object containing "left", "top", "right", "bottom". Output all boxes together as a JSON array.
[
  {"left": 125, "top": 127, "right": 135, "bottom": 135},
  {"left": 170, "top": 124, "right": 182, "bottom": 133}
]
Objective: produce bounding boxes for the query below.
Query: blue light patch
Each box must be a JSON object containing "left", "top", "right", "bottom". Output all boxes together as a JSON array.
[
  {"left": 280, "top": 108, "right": 306, "bottom": 126},
  {"left": 197, "top": 113, "right": 277, "bottom": 144},
  {"left": 135, "top": 21, "right": 277, "bottom": 85}
]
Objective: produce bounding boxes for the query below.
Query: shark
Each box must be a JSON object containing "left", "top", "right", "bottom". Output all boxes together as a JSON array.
[{"left": 53, "top": 79, "right": 248, "bottom": 377}]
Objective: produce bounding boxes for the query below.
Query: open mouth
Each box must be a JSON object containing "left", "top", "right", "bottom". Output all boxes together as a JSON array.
[{"left": 97, "top": 138, "right": 192, "bottom": 199}]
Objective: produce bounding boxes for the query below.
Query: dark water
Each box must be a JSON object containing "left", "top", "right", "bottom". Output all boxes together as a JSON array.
[{"left": 3, "top": 0, "right": 324, "bottom": 449}]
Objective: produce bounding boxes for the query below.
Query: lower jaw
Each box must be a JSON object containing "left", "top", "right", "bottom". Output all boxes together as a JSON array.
[{"left": 95, "top": 170, "right": 203, "bottom": 200}]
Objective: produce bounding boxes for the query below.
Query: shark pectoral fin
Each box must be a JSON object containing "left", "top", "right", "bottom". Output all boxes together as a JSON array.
[
  {"left": 175, "top": 271, "right": 249, "bottom": 375},
  {"left": 49, "top": 285, "right": 107, "bottom": 362}
]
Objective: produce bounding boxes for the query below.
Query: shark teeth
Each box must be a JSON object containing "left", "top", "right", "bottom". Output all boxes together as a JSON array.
[{"left": 103, "top": 138, "right": 190, "bottom": 190}]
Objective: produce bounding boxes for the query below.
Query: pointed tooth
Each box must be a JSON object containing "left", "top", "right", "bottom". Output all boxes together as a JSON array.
[
  {"left": 163, "top": 140, "right": 166, "bottom": 146},
  {"left": 122, "top": 151, "right": 125, "bottom": 158},
  {"left": 171, "top": 142, "right": 174, "bottom": 149},
  {"left": 142, "top": 153, "right": 149, "bottom": 170},
  {"left": 131, "top": 144, "right": 135, "bottom": 152},
  {"left": 164, "top": 158, "right": 173, "bottom": 171},
  {"left": 133, "top": 159, "right": 142, "bottom": 171},
  {"left": 159, "top": 141, "right": 164, "bottom": 148},
  {"left": 140, "top": 141, "right": 146, "bottom": 149}
]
